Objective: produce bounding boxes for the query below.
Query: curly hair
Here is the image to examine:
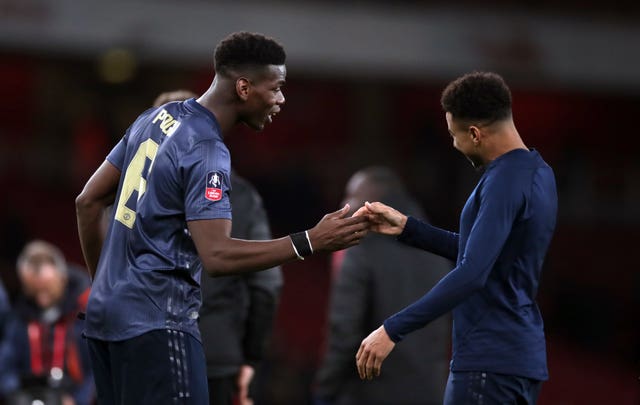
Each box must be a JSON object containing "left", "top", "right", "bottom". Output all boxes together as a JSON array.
[
  {"left": 440, "top": 72, "right": 512, "bottom": 124},
  {"left": 214, "top": 31, "right": 286, "bottom": 76}
]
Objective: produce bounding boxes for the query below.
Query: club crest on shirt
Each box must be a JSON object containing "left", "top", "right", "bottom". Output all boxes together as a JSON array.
[{"left": 205, "top": 171, "right": 223, "bottom": 201}]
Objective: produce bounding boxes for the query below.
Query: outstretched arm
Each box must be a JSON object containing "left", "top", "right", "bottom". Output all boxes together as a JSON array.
[
  {"left": 355, "top": 202, "right": 459, "bottom": 260},
  {"left": 189, "top": 204, "right": 370, "bottom": 276},
  {"left": 76, "top": 160, "right": 120, "bottom": 279},
  {"left": 397, "top": 216, "right": 459, "bottom": 261},
  {"left": 356, "top": 175, "right": 522, "bottom": 379}
]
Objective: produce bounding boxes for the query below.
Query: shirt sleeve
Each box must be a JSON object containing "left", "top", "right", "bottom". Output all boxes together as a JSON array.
[
  {"left": 106, "top": 137, "right": 127, "bottom": 171},
  {"left": 398, "top": 216, "right": 459, "bottom": 261},
  {"left": 107, "top": 108, "right": 155, "bottom": 171},
  {"left": 384, "top": 172, "right": 523, "bottom": 342},
  {"left": 183, "top": 139, "right": 232, "bottom": 221}
]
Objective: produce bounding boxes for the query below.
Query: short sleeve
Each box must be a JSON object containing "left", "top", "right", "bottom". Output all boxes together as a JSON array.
[
  {"left": 106, "top": 137, "right": 127, "bottom": 171},
  {"left": 182, "top": 139, "right": 232, "bottom": 221}
]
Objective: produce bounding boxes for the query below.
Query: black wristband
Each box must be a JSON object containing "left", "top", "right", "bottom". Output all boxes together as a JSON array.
[{"left": 290, "top": 231, "right": 313, "bottom": 259}]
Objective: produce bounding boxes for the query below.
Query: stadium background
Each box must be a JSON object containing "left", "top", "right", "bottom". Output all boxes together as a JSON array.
[{"left": 0, "top": 1, "right": 638, "bottom": 403}]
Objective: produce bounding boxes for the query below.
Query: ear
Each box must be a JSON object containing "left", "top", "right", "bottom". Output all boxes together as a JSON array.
[
  {"left": 468, "top": 125, "right": 482, "bottom": 146},
  {"left": 236, "top": 77, "right": 251, "bottom": 101}
]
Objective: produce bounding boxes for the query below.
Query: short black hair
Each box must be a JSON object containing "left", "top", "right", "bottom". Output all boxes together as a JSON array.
[
  {"left": 214, "top": 31, "right": 286, "bottom": 76},
  {"left": 440, "top": 71, "right": 512, "bottom": 124}
]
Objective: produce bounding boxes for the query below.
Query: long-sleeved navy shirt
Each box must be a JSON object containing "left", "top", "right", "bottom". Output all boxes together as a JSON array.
[{"left": 384, "top": 148, "right": 557, "bottom": 380}]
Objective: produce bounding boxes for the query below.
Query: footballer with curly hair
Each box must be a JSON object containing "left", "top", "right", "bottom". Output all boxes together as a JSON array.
[{"left": 76, "top": 32, "right": 369, "bottom": 404}]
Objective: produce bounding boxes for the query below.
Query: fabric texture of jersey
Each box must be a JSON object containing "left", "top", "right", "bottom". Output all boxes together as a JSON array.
[
  {"left": 384, "top": 148, "right": 557, "bottom": 381},
  {"left": 85, "top": 98, "right": 232, "bottom": 342}
]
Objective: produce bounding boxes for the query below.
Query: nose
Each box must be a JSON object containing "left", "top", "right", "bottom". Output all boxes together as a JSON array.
[{"left": 277, "top": 92, "right": 285, "bottom": 105}]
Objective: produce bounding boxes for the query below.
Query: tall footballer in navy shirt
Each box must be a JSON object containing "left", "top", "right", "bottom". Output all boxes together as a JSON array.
[
  {"left": 75, "top": 32, "right": 369, "bottom": 405},
  {"left": 354, "top": 72, "right": 557, "bottom": 404}
]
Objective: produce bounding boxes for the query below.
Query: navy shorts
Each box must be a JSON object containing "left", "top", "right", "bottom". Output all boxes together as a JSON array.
[
  {"left": 443, "top": 371, "right": 542, "bottom": 405},
  {"left": 87, "top": 329, "right": 208, "bottom": 405}
]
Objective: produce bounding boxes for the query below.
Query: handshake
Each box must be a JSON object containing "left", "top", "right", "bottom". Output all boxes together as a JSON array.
[{"left": 304, "top": 201, "right": 409, "bottom": 254}]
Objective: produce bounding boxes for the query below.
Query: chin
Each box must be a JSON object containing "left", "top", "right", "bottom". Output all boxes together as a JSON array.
[{"left": 243, "top": 121, "right": 265, "bottom": 131}]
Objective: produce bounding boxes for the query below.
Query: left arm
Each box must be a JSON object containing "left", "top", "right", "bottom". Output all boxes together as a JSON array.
[{"left": 357, "top": 175, "right": 522, "bottom": 379}]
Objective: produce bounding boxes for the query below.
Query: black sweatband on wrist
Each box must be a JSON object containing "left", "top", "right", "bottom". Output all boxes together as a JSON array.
[{"left": 289, "top": 231, "right": 313, "bottom": 259}]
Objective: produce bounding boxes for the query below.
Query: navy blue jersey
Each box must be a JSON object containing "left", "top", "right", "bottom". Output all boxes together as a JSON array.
[
  {"left": 85, "top": 98, "right": 232, "bottom": 342},
  {"left": 384, "top": 149, "right": 557, "bottom": 381}
]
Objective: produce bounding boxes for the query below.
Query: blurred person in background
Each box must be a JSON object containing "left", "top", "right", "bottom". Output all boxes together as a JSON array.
[
  {"left": 0, "top": 277, "right": 14, "bottom": 403},
  {"left": 75, "top": 31, "right": 367, "bottom": 404},
  {"left": 154, "top": 90, "right": 284, "bottom": 405},
  {"left": 314, "top": 166, "right": 451, "bottom": 405},
  {"left": 1, "top": 240, "right": 93, "bottom": 405},
  {"left": 201, "top": 172, "right": 283, "bottom": 405},
  {"left": 354, "top": 72, "right": 557, "bottom": 405}
]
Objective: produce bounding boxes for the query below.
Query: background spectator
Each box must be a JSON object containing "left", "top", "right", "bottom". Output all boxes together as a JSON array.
[
  {"left": 314, "top": 167, "right": 452, "bottom": 405},
  {"left": 2, "top": 241, "right": 93, "bottom": 405},
  {"left": 200, "top": 172, "right": 283, "bottom": 405}
]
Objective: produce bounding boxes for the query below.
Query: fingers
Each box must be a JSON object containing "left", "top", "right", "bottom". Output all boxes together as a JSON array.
[
  {"left": 352, "top": 205, "right": 369, "bottom": 218},
  {"left": 356, "top": 342, "right": 377, "bottom": 380},
  {"left": 328, "top": 203, "right": 350, "bottom": 219},
  {"left": 356, "top": 344, "right": 366, "bottom": 380},
  {"left": 352, "top": 202, "right": 389, "bottom": 224},
  {"left": 343, "top": 219, "right": 370, "bottom": 234},
  {"left": 365, "top": 351, "right": 377, "bottom": 380},
  {"left": 355, "top": 326, "right": 395, "bottom": 381},
  {"left": 373, "top": 354, "right": 383, "bottom": 377},
  {"left": 366, "top": 201, "right": 394, "bottom": 218},
  {"left": 333, "top": 221, "right": 369, "bottom": 246},
  {"left": 313, "top": 204, "right": 375, "bottom": 251},
  {"left": 339, "top": 214, "right": 369, "bottom": 227},
  {"left": 364, "top": 201, "right": 380, "bottom": 212},
  {"left": 352, "top": 202, "right": 383, "bottom": 218},
  {"left": 342, "top": 232, "right": 367, "bottom": 247}
]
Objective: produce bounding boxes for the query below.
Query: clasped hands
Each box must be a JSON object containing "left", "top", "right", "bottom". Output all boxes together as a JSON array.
[{"left": 352, "top": 201, "right": 407, "bottom": 236}]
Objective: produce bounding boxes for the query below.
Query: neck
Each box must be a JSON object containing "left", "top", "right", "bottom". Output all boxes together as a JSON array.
[
  {"left": 196, "top": 75, "right": 240, "bottom": 135},
  {"left": 481, "top": 119, "right": 527, "bottom": 164}
]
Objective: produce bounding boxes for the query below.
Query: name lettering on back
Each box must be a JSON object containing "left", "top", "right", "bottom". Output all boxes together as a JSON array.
[{"left": 152, "top": 109, "right": 181, "bottom": 136}]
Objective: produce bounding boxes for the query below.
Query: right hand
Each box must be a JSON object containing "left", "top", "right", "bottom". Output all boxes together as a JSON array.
[
  {"left": 308, "top": 204, "right": 370, "bottom": 252},
  {"left": 352, "top": 201, "right": 407, "bottom": 236}
]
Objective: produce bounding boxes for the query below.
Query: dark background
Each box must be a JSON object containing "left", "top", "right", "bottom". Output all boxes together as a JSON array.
[{"left": 1, "top": 1, "right": 639, "bottom": 403}]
